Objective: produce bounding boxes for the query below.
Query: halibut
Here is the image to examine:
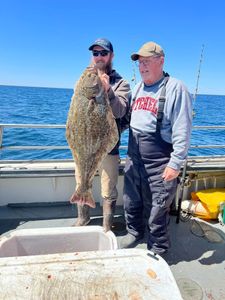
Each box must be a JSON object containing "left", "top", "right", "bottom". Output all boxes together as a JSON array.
[{"left": 66, "top": 67, "right": 118, "bottom": 208}]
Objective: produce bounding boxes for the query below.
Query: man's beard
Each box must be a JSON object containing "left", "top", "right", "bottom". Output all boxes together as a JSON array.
[{"left": 95, "top": 61, "right": 113, "bottom": 75}]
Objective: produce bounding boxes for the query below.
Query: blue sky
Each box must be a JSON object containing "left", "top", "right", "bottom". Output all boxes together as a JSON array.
[{"left": 1, "top": 0, "right": 225, "bottom": 95}]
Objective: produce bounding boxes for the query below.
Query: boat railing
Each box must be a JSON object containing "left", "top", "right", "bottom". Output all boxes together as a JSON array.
[{"left": 1, "top": 123, "right": 225, "bottom": 153}]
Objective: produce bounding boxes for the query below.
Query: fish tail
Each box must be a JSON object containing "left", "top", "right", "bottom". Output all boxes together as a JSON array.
[{"left": 70, "top": 190, "right": 96, "bottom": 208}]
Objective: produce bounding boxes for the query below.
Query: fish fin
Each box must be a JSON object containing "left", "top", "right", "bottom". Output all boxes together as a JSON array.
[
  {"left": 70, "top": 191, "right": 96, "bottom": 208},
  {"left": 83, "top": 195, "right": 96, "bottom": 208}
]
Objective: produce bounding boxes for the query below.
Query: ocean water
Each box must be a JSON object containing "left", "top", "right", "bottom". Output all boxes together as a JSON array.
[{"left": 0, "top": 85, "right": 225, "bottom": 160}]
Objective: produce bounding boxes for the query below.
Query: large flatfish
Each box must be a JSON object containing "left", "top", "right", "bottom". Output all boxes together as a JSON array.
[{"left": 66, "top": 67, "right": 119, "bottom": 208}]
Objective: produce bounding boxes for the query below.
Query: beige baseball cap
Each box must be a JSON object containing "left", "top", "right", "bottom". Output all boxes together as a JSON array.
[{"left": 131, "top": 41, "right": 165, "bottom": 61}]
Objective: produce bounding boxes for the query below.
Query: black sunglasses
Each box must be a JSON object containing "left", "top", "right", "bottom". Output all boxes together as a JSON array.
[{"left": 92, "top": 50, "right": 110, "bottom": 57}]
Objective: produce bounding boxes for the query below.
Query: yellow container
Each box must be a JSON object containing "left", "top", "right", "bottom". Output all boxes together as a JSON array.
[{"left": 191, "top": 188, "right": 225, "bottom": 219}]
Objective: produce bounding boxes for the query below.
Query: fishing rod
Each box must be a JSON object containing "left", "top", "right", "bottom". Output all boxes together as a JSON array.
[
  {"left": 176, "top": 159, "right": 188, "bottom": 224},
  {"left": 176, "top": 45, "right": 205, "bottom": 223},
  {"left": 193, "top": 44, "right": 204, "bottom": 112},
  {"left": 131, "top": 62, "right": 137, "bottom": 85}
]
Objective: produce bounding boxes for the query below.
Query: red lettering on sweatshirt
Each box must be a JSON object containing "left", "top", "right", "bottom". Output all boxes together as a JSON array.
[{"left": 132, "top": 97, "right": 157, "bottom": 115}]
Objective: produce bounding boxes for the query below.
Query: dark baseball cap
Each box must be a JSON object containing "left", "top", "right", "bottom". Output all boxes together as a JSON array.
[{"left": 89, "top": 38, "right": 113, "bottom": 52}]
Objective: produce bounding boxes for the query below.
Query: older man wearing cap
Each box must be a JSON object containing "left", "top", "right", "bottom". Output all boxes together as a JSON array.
[
  {"left": 74, "top": 38, "right": 131, "bottom": 232},
  {"left": 120, "top": 41, "right": 193, "bottom": 255}
]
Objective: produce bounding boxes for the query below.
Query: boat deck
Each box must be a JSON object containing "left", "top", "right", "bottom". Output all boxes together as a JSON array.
[{"left": 0, "top": 203, "right": 224, "bottom": 300}]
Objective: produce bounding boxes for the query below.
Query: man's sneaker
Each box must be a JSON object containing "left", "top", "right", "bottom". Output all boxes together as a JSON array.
[{"left": 119, "top": 233, "right": 143, "bottom": 249}]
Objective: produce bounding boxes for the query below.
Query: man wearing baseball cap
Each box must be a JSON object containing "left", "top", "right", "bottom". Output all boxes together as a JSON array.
[
  {"left": 88, "top": 38, "right": 114, "bottom": 52},
  {"left": 121, "top": 41, "right": 193, "bottom": 255},
  {"left": 73, "top": 38, "right": 131, "bottom": 232}
]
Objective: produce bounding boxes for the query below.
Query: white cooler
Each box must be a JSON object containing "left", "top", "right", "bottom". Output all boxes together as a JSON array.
[{"left": 0, "top": 227, "right": 182, "bottom": 299}]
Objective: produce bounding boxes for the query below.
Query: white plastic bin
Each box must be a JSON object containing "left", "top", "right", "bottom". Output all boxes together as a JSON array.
[
  {"left": 0, "top": 248, "right": 182, "bottom": 299},
  {"left": 0, "top": 226, "right": 117, "bottom": 257}
]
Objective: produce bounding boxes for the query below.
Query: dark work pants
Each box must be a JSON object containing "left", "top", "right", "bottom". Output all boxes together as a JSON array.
[{"left": 123, "top": 129, "right": 177, "bottom": 254}]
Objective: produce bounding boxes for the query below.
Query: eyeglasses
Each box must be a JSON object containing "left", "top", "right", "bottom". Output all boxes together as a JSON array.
[
  {"left": 136, "top": 56, "right": 161, "bottom": 67},
  {"left": 92, "top": 50, "right": 110, "bottom": 57}
]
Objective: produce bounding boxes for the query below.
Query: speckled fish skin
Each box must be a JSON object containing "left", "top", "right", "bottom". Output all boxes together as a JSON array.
[{"left": 66, "top": 67, "right": 119, "bottom": 208}]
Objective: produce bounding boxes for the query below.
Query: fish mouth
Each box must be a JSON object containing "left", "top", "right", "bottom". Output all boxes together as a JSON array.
[{"left": 86, "top": 66, "right": 98, "bottom": 74}]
